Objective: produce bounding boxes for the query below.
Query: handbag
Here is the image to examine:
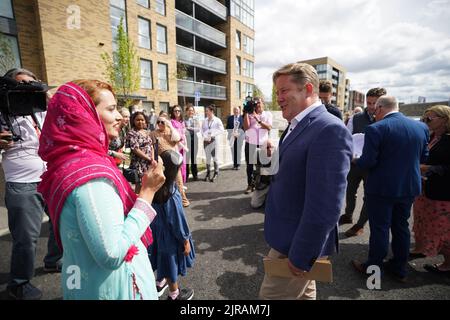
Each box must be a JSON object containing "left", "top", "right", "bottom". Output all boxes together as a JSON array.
[{"left": 123, "top": 167, "right": 139, "bottom": 184}]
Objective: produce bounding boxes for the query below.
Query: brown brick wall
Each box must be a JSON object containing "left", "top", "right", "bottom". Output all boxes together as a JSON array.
[
  {"left": 13, "top": 0, "right": 45, "bottom": 80},
  {"left": 13, "top": 0, "right": 178, "bottom": 110}
]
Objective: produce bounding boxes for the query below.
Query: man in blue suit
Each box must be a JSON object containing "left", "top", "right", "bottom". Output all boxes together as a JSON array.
[
  {"left": 259, "top": 62, "right": 352, "bottom": 300},
  {"left": 226, "top": 106, "right": 244, "bottom": 170},
  {"left": 351, "top": 96, "right": 429, "bottom": 282}
]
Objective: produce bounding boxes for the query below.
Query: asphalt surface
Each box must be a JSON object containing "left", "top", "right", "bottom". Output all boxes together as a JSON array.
[{"left": 0, "top": 165, "right": 449, "bottom": 300}]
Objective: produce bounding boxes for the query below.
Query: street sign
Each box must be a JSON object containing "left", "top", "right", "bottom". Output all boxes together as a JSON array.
[{"left": 194, "top": 91, "right": 200, "bottom": 106}]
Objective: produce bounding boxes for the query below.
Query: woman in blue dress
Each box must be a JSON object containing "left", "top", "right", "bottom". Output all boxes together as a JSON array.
[
  {"left": 149, "top": 150, "right": 195, "bottom": 300},
  {"left": 38, "top": 80, "right": 165, "bottom": 299}
]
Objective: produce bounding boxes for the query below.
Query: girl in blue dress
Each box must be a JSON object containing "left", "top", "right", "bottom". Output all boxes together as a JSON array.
[{"left": 149, "top": 150, "right": 195, "bottom": 300}]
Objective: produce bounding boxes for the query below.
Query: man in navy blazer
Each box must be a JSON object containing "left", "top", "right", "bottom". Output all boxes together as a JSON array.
[
  {"left": 226, "top": 106, "right": 244, "bottom": 169},
  {"left": 259, "top": 63, "right": 352, "bottom": 300},
  {"left": 351, "top": 96, "right": 429, "bottom": 282}
]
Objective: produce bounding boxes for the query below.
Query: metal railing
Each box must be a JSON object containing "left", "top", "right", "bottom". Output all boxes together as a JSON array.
[
  {"left": 177, "top": 45, "right": 226, "bottom": 74},
  {"left": 192, "top": 0, "right": 227, "bottom": 20},
  {"left": 177, "top": 79, "right": 226, "bottom": 100},
  {"left": 175, "top": 10, "right": 226, "bottom": 47}
]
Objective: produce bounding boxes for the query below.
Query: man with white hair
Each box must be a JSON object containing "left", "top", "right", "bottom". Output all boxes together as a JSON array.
[
  {"left": 353, "top": 106, "right": 363, "bottom": 114},
  {"left": 351, "top": 95, "right": 429, "bottom": 283}
]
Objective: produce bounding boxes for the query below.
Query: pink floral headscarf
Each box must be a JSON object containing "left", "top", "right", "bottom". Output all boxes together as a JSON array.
[{"left": 38, "top": 82, "right": 152, "bottom": 250}]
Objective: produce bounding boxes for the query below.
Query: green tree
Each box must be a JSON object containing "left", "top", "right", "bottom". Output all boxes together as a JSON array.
[
  {"left": 0, "top": 33, "right": 17, "bottom": 75},
  {"left": 252, "top": 84, "right": 264, "bottom": 99},
  {"left": 101, "top": 17, "right": 140, "bottom": 109},
  {"left": 271, "top": 84, "right": 278, "bottom": 111}
]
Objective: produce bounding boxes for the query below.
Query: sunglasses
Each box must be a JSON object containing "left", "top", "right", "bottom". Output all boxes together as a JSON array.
[
  {"left": 157, "top": 120, "right": 165, "bottom": 125},
  {"left": 174, "top": 110, "right": 181, "bottom": 113},
  {"left": 421, "top": 116, "right": 441, "bottom": 123}
]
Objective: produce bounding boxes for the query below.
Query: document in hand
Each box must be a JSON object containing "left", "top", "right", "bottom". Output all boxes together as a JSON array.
[
  {"left": 263, "top": 257, "right": 333, "bottom": 283},
  {"left": 352, "top": 133, "right": 365, "bottom": 158}
]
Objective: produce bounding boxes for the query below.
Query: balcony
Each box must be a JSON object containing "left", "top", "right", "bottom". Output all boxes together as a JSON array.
[
  {"left": 177, "top": 79, "right": 226, "bottom": 100},
  {"left": 192, "top": 0, "right": 227, "bottom": 20},
  {"left": 177, "top": 45, "right": 226, "bottom": 74},
  {"left": 176, "top": 10, "right": 226, "bottom": 48}
]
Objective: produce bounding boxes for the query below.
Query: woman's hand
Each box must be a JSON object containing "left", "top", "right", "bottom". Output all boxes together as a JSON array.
[
  {"left": 0, "top": 132, "right": 14, "bottom": 150},
  {"left": 139, "top": 157, "right": 166, "bottom": 203},
  {"left": 183, "top": 239, "right": 191, "bottom": 256},
  {"left": 420, "top": 164, "right": 430, "bottom": 175},
  {"left": 115, "top": 152, "right": 129, "bottom": 161}
]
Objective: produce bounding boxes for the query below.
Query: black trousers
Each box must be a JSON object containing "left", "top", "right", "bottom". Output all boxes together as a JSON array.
[
  {"left": 186, "top": 132, "right": 198, "bottom": 178},
  {"left": 344, "top": 163, "right": 369, "bottom": 227}
]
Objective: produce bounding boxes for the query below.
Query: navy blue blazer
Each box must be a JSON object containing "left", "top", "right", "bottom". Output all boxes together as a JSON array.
[
  {"left": 264, "top": 105, "right": 353, "bottom": 271},
  {"left": 226, "top": 115, "right": 243, "bottom": 130},
  {"left": 357, "top": 112, "right": 429, "bottom": 198}
]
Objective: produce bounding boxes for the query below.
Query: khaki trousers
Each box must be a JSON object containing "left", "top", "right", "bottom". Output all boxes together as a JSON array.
[{"left": 259, "top": 248, "right": 316, "bottom": 300}]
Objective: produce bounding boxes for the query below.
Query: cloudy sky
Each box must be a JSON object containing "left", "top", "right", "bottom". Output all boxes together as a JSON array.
[{"left": 254, "top": 0, "right": 450, "bottom": 104}]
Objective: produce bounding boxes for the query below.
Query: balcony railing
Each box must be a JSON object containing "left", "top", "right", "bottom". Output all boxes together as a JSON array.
[
  {"left": 192, "top": 0, "right": 227, "bottom": 20},
  {"left": 177, "top": 79, "right": 226, "bottom": 100},
  {"left": 177, "top": 45, "right": 226, "bottom": 74},
  {"left": 175, "top": 10, "right": 226, "bottom": 47}
]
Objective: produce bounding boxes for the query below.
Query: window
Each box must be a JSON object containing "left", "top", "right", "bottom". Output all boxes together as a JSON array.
[
  {"left": 243, "top": 35, "right": 254, "bottom": 55},
  {"left": 138, "top": 17, "right": 151, "bottom": 49},
  {"left": 236, "top": 56, "right": 241, "bottom": 75},
  {"left": 230, "top": 0, "right": 254, "bottom": 29},
  {"left": 0, "top": 34, "right": 21, "bottom": 71},
  {"left": 236, "top": 80, "right": 241, "bottom": 100},
  {"left": 158, "top": 63, "right": 168, "bottom": 91},
  {"left": 142, "top": 101, "right": 154, "bottom": 114},
  {"left": 0, "top": 0, "right": 14, "bottom": 19},
  {"left": 155, "top": 0, "right": 166, "bottom": 16},
  {"left": 235, "top": 31, "right": 241, "bottom": 50},
  {"left": 244, "top": 82, "right": 254, "bottom": 97},
  {"left": 136, "top": 0, "right": 149, "bottom": 8},
  {"left": 140, "top": 59, "right": 153, "bottom": 89},
  {"left": 156, "top": 24, "right": 167, "bottom": 54},
  {"left": 159, "top": 102, "right": 169, "bottom": 113},
  {"left": 110, "top": 0, "right": 127, "bottom": 51},
  {"left": 243, "top": 59, "right": 254, "bottom": 78}
]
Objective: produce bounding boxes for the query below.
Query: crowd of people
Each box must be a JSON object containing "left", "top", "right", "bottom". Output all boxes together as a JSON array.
[{"left": 0, "top": 64, "right": 449, "bottom": 300}]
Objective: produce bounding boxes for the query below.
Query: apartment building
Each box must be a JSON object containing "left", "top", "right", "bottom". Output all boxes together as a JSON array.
[
  {"left": 0, "top": 0, "right": 255, "bottom": 119},
  {"left": 298, "top": 56, "right": 347, "bottom": 112},
  {"left": 348, "top": 89, "right": 365, "bottom": 111}
]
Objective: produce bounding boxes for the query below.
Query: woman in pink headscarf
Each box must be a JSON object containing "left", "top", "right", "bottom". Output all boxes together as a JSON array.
[{"left": 38, "top": 80, "right": 165, "bottom": 300}]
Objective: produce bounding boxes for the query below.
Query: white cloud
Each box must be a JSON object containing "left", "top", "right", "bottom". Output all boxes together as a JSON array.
[{"left": 255, "top": 0, "right": 450, "bottom": 104}]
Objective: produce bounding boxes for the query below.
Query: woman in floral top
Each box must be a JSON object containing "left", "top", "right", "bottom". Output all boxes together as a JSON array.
[{"left": 127, "top": 111, "right": 154, "bottom": 193}]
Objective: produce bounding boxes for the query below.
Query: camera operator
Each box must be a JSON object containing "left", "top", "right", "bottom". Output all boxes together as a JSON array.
[
  {"left": 243, "top": 97, "right": 273, "bottom": 194},
  {"left": 0, "top": 68, "right": 61, "bottom": 300}
]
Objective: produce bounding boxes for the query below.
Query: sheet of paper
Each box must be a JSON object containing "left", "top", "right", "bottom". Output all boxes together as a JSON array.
[
  {"left": 352, "top": 133, "right": 365, "bottom": 158},
  {"left": 263, "top": 258, "right": 333, "bottom": 283}
]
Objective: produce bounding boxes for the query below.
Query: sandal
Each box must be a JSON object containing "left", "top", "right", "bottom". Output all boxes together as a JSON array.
[{"left": 423, "top": 264, "right": 450, "bottom": 275}]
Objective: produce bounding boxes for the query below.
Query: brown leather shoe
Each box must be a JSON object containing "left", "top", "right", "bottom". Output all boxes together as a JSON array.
[
  {"left": 339, "top": 214, "right": 353, "bottom": 225},
  {"left": 345, "top": 225, "right": 364, "bottom": 237},
  {"left": 244, "top": 185, "right": 253, "bottom": 194},
  {"left": 351, "top": 260, "right": 367, "bottom": 275}
]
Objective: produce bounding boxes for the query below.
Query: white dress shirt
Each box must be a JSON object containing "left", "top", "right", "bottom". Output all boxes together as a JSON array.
[{"left": 283, "top": 100, "right": 323, "bottom": 142}]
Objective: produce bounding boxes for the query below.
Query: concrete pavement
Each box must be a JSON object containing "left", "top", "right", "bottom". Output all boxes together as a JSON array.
[{"left": 0, "top": 164, "right": 449, "bottom": 300}]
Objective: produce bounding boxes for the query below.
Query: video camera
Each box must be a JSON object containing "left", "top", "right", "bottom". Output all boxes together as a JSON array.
[
  {"left": 243, "top": 96, "right": 257, "bottom": 114},
  {"left": 0, "top": 76, "right": 48, "bottom": 141}
]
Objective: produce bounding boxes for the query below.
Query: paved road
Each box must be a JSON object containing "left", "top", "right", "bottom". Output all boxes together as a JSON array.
[{"left": 0, "top": 165, "right": 449, "bottom": 300}]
